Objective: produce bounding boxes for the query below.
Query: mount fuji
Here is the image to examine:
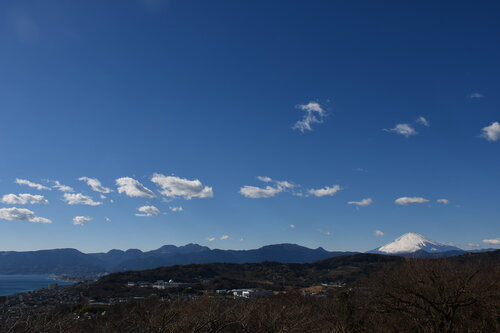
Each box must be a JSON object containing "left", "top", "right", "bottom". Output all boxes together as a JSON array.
[{"left": 370, "top": 232, "right": 465, "bottom": 257}]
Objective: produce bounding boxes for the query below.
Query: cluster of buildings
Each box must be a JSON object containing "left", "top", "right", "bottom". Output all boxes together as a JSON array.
[
  {"left": 216, "top": 288, "right": 272, "bottom": 299},
  {"left": 126, "top": 279, "right": 187, "bottom": 289}
]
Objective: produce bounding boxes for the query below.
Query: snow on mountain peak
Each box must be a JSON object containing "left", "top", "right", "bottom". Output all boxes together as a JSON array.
[{"left": 376, "top": 232, "right": 459, "bottom": 254}]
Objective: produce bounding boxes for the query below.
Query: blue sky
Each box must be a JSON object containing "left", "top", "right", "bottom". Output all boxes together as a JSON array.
[{"left": 0, "top": 0, "right": 499, "bottom": 252}]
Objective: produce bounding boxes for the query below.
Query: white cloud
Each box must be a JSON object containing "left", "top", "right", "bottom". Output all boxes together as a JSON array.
[
  {"left": 73, "top": 216, "right": 92, "bottom": 226},
  {"left": 437, "top": 199, "right": 450, "bottom": 205},
  {"left": 52, "top": 181, "right": 74, "bottom": 192},
  {"left": 239, "top": 185, "right": 283, "bottom": 198},
  {"left": 347, "top": 198, "right": 372, "bottom": 207},
  {"left": 239, "top": 238, "right": 244, "bottom": 242},
  {"left": 467, "top": 243, "right": 480, "bottom": 248},
  {"left": 318, "top": 229, "right": 331, "bottom": 236},
  {"left": 374, "top": 230, "right": 384, "bottom": 236},
  {"left": 276, "top": 180, "right": 295, "bottom": 189},
  {"left": 135, "top": 205, "right": 160, "bottom": 217},
  {"left": 0, "top": 207, "right": 51, "bottom": 223},
  {"left": 385, "top": 123, "right": 417, "bottom": 137},
  {"left": 105, "top": 217, "right": 111, "bottom": 222},
  {"left": 289, "top": 224, "right": 296, "bottom": 229},
  {"left": 1, "top": 193, "right": 48, "bottom": 205},
  {"left": 220, "top": 235, "right": 230, "bottom": 240},
  {"left": 15, "top": 178, "right": 50, "bottom": 191},
  {"left": 116, "top": 177, "right": 155, "bottom": 198},
  {"left": 483, "top": 238, "right": 500, "bottom": 245},
  {"left": 169, "top": 206, "right": 183, "bottom": 212},
  {"left": 63, "top": 193, "right": 102, "bottom": 206},
  {"left": 416, "top": 116, "right": 430, "bottom": 127},
  {"left": 79, "top": 177, "right": 113, "bottom": 193},
  {"left": 151, "top": 173, "right": 213, "bottom": 200},
  {"left": 257, "top": 176, "right": 273, "bottom": 183},
  {"left": 293, "top": 101, "right": 327, "bottom": 132},
  {"left": 308, "top": 185, "right": 342, "bottom": 197},
  {"left": 395, "top": 197, "right": 429, "bottom": 205},
  {"left": 480, "top": 122, "right": 500, "bottom": 141},
  {"left": 206, "top": 237, "right": 215, "bottom": 242},
  {"left": 467, "top": 93, "right": 484, "bottom": 99}
]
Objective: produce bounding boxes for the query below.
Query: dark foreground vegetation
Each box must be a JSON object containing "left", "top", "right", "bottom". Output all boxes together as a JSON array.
[{"left": 1, "top": 251, "right": 498, "bottom": 332}]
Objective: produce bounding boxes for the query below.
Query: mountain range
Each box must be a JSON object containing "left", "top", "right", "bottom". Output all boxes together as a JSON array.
[{"left": 0, "top": 233, "right": 495, "bottom": 275}]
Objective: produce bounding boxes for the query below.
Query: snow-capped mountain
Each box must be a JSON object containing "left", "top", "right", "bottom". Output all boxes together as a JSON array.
[{"left": 371, "top": 232, "right": 463, "bottom": 255}]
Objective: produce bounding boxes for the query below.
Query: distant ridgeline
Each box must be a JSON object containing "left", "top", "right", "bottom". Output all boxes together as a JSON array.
[{"left": 0, "top": 233, "right": 496, "bottom": 276}]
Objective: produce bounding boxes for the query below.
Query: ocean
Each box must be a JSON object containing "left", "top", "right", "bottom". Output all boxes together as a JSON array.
[{"left": 0, "top": 275, "right": 74, "bottom": 296}]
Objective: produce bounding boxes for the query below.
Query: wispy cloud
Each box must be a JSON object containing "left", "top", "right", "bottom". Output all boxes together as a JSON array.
[
  {"left": 63, "top": 193, "right": 102, "bottom": 206},
  {"left": 289, "top": 224, "right": 296, "bottom": 229},
  {"left": 79, "top": 177, "right": 113, "bottom": 193},
  {"left": 206, "top": 237, "right": 215, "bottom": 242},
  {"left": 416, "top": 116, "right": 430, "bottom": 127},
  {"left": 385, "top": 123, "right": 417, "bottom": 137},
  {"left": 483, "top": 238, "right": 500, "bottom": 245},
  {"left": 467, "top": 93, "right": 484, "bottom": 99},
  {"left": 151, "top": 173, "right": 213, "bottom": 200},
  {"left": 308, "top": 185, "right": 342, "bottom": 197},
  {"left": 52, "top": 181, "right": 74, "bottom": 192},
  {"left": 0, "top": 207, "right": 51, "bottom": 223},
  {"left": 1, "top": 193, "right": 48, "bottom": 205},
  {"left": 318, "top": 229, "right": 331, "bottom": 236},
  {"left": 347, "top": 198, "right": 372, "bottom": 207},
  {"left": 73, "top": 216, "right": 92, "bottom": 226},
  {"left": 293, "top": 101, "right": 327, "bottom": 132},
  {"left": 395, "top": 196, "right": 429, "bottom": 205},
  {"left": 220, "top": 235, "right": 230, "bottom": 240},
  {"left": 135, "top": 205, "right": 160, "bottom": 217},
  {"left": 116, "top": 177, "right": 155, "bottom": 198},
  {"left": 480, "top": 122, "right": 500, "bottom": 141},
  {"left": 15, "top": 178, "right": 50, "bottom": 191},
  {"left": 169, "top": 206, "right": 183, "bottom": 212},
  {"left": 437, "top": 198, "right": 450, "bottom": 205},
  {"left": 374, "top": 230, "right": 384, "bottom": 236}
]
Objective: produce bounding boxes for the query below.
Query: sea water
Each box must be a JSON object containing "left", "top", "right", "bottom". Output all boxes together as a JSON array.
[{"left": 0, "top": 275, "right": 73, "bottom": 296}]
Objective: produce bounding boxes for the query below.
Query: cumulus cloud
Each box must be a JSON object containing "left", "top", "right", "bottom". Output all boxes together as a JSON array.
[
  {"left": 220, "top": 235, "right": 230, "bottom": 240},
  {"left": 416, "top": 116, "right": 430, "bottom": 127},
  {"left": 15, "top": 178, "right": 50, "bottom": 191},
  {"left": 116, "top": 177, "right": 155, "bottom": 198},
  {"left": 79, "top": 177, "right": 113, "bottom": 193},
  {"left": 483, "top": 238, "right": 500, "bottom": 245},
  {"left": 437, "top": 199, "right": 450, "bottom": 205},
  {"left": 135, "top": 205, "right": 160, "bottom": 217},
  {"left": 374, "top": 230, "right": 384, "bottom": 236},
  {"left": 0, "top": 207, "right": 51, "bottom": 223},
  {"left": 395, "top": 197, "right": 429, "bottom": 205},
  {"left": 308, "top": 185, "right": 342, "bottom": 197},
  {"left": 63, "top": 193, "right": 102, "bottom": 206},
  {"left": 73, "top": 216, "right": 92, "bottom": 226},
  {"left": 169, "top": 206, "right": 183, "bottom": 212},
  {"left": 347, "top": 198, "right": 372, "bottom": 207},
  {"left": 151, "top": 173, "right": 213, "bottom": 200},
  {"left": 1, "top": 193, "right": 48, "bottom": 205},
  {"left": 467, "top": 93, "right": 484, "bottom": 99},
  {"left": 257, "top": 176, "right": 273, "bottom": 183},
  {"left": 239, "top": 185, "right": 283, "bottom": 198},
  {"left": 480, "top": 122, "right": 500, "bottom": 141},
  {"left": 293, "top": 101, "right": 327, "bottom": 132},
  {"left": 206, "top": 237, "right": 215, "bottom": 242},
  {"left": 52, "top": 181, "right": 74, "bottom": 192},
  {"left": 385, "top": 123, "right": 417, "bottom": 137}
]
